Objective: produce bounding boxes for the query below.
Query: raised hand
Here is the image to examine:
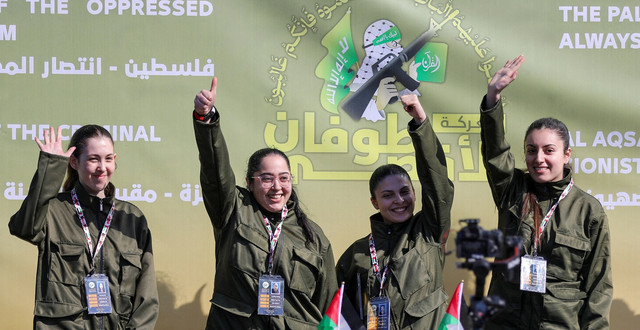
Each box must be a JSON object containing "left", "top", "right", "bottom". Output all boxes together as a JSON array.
[
  {"left": 35, "top": 127, "right": 76, "bottom": 157},
  {"left": 486, "top": 55, "right": 525, "bottom": 109},
  {"left": 399, "top": 93, "right": 426, "bottom": 124},
  {"left": 194, "top": 76, "right": 217, "bottom": 116}
]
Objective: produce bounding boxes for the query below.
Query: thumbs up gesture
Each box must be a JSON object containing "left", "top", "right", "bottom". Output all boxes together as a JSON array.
[{"left": 194, "top": 76, "right": 217, "bottom": 116}]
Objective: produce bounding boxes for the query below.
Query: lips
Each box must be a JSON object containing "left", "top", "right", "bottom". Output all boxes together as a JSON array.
[
  {"left": 392, "top": 206, "right": 407, "bottom": 212},
  {"left": 268, "top": 193, "right": 283, "bottom": 200}
]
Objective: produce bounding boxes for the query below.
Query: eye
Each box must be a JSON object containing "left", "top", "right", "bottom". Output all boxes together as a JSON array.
[{"left": 279, "top": 175, "right": 291, "bottom": 182}]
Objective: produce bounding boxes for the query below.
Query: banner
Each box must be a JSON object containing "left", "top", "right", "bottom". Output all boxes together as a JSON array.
[{"left": 1, "top": 1, "right": 638, "bottom": 328}]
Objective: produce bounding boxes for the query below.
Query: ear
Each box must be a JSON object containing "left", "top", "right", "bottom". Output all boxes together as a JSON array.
[
  {"left": 370, "top": 197, "right": 379, "bottom": 210},
  {"left": 245, "top": 177, "right": 252, "bottom": 192},
  {"left": 564, "top": 147, "right": 572, "bottom": 164},
  {"left": 69, "top": 155, "right": 79, "bottom": 170}
]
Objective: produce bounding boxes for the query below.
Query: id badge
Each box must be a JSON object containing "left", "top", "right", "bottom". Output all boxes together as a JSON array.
[
  {"left": 366, "top": 296, "right": 390, "bottom": 330},
  {"left": 84, "top": 274, "right": 112, "bottom": 314},
  {"left": 520, "top": 255, "right": 547, "bottom": 293},
  {"left": 257, "top": 275, "right": 284, "bottom": 316}
]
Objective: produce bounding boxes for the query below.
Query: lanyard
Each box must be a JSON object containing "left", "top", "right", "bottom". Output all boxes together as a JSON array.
[
  {"left": 72, "top": 188, "right": 115, "bottom": 267},
  {"left": 368, "top": 233, "right": 390, "bottom": 295},
  {"left": 262, "top": 206, "right": 288, "bottom": 274},
  {"left": 533, "top": 177, "right": 574, "bottom": 255}
]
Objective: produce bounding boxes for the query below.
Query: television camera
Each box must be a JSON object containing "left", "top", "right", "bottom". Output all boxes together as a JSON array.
[{"left": 455, "top": 219, "right": 523, "bottom": 330}]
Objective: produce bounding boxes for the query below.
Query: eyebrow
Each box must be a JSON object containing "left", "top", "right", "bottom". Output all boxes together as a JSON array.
[
  {"left": 86, "top": 153, "right": 115, "bottom": 157},
  {"left": 257, "top": 172, "right": 289, "bottom": 176},
  {"left": 380, "top": 186, "right": 411, "bottom": 193},
  {"left": 526, "top": 143, "right": 557, "bottom": 148}
]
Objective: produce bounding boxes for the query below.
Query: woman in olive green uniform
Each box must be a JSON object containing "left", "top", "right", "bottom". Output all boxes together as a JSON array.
[
  {"left": 192, "top": 77, "right": 338, "bottom": 329},
  {"left": 336, "top": 94, "right": 454, "bottom": 329},
  {"left": 480, "top": 55, "right": 612, "bottom": 329},
  {"left": 9, "top": 125, "right": 158, "bottom": 329}
]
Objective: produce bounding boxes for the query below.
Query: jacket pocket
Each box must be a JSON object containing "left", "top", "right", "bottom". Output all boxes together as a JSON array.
[
  {"left": 405, "top": 287, "right": 447, "bottom": 317},
  {"left": 548, "top": 232, "right": 591, "bottom": 281},
  {"left": 288, "top": 246, "right": 321, "bottom": 296},
  {"left": 119, "top": 251, "right": 142, "bottom": 296},
  {"left": 212, "top": 290, "right": 255, "bottom": 318},
  {"left": 404, "top": 287, "right": 447, "bottom": 328},
  {"left": 232, "top": 223, "right": 270, "bottom": 278},
  {"left": 542, "top": 282, "right": 586, "bottom": 328},
  {"left": 49, "top": 242, "right": 85, "bottom": 285},
  {"left": 391, "top": 245, "right": 434, "bottom": 299}
]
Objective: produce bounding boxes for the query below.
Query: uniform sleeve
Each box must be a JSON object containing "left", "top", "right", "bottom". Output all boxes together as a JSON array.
[
  {"left": 8, "top": 152, "right": 68, "bottom": 244},
  {"left": 126, "top": 218, "right": 159, "bottom": 329},
  {"left": 479, "top": 96, "right": 517, "bottom": 209},
  {"left": 580, "top": 212, "right": 613, "bottom": 328},
  {"left": 409, "top": 117, "right": 454, "bottom": 244},
  {"left": 192, "top": 112, "right": 238, "bottom": 229},
  {"left": 315, "top": 243, "right": 339, "bottom": 315}
]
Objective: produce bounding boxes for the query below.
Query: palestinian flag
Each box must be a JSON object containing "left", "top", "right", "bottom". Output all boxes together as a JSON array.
[
  {"left": 318, "top": 283, "right": 365, "bottom": 330},
  {"left": 438, "top": 281, "right": 464, "bottom": 330}
]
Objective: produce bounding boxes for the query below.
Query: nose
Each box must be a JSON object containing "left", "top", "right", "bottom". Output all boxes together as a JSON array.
[
  {"left": 535, "top": 150, "right": 545, "bottom": 163},
  {"left": 394, "top": 193, "right": 404, "bottom": 203}
]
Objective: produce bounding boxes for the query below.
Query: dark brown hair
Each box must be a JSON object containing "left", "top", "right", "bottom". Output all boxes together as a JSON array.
[
  {"left": 369, "top": 164, "right": 413, "bottom": 198},
  {"left": 62, "top": 125, "right": 115, "bottom": 196},
  {"left": 521, "top": 117, "right": 570, "bottom": 247},
  {"left": 246, "top": 148, "right": 316, "bottom": 245}
]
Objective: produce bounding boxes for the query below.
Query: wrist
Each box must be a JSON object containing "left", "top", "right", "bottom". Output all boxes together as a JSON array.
[
  {"left": 193, "top": 110, "right": 205, "bottom": 121},
  {"left": 193, "top": 106, "right": 217, "bottom": 122}
]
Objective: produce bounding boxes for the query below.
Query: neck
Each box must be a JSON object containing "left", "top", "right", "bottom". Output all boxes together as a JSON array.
[{"left": 79, "top": 182, "right": 106, "bottom": 199}]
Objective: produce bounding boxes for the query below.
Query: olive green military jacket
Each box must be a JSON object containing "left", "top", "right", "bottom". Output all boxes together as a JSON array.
[
  {"left": 336, "top": 118, "right": 454, "bottom": 329},
  {"left": 9, "top": 152, "right": 158, "bottom": 329},
  {"left": 193, "top": 112, "right": 338, "bottom": 329},
  {"left": 480, "top": 98, "right": 613, "bottom": 329}
]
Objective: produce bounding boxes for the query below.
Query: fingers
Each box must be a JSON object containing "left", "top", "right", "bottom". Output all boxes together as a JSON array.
[
  {"left": 194, "top": 90, "right": 211, "bottom": 113},
  {"left": 34, "top": 136, "right": 45, "bottom": 150},
  {"left": 55, "top": 126, "right": 63, "bottom": 145},
  {"left": 399, "top": 93, "right": 418, "bottom": 107},
  {"left": 502, "top": 55, "right": 525, "bottom": 78},
  {"left": 399, "top": 94, "right": 426, "bottom": 123},
  {"left": 194, "top": 76, "right": 217, "bottom": 115},
  {"left": 510, "top": 55, "right": 526, "bottom": 69},
  {"left": 64, "top": 146, "right": 76, "bottom": 158},
  {"left": 35, "top": 126, "right": 63, "bottom": 154},
  {"left": 210, "top": 76, "right": 217, "bottom": 93}
]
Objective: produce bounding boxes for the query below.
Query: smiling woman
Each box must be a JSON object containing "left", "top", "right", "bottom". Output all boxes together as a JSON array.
[
  {"left": 479, "top": 55, "right": 612, "bottom": 329},
  {"left": 8, "top": 125, "right": 158, "bottom": 329},
  {"left": 336, "top": 94, "right": 454, "bottom": 329},
  {"left": 191, "top": 76, "right": 338, "bottom": 329}
]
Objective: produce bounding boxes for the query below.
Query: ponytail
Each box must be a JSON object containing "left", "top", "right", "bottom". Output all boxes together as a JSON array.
[{"left": 290, "top": 189, "right": 316, "bottom": 246}]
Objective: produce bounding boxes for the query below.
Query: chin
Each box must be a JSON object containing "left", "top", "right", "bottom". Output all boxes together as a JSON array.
[{"left": 266, "top": 204, "right": 285, "bottom": 213}]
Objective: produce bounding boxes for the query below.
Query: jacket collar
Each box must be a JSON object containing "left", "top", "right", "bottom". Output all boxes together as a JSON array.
[
  {"left": 529, "top": 168, "right": 573, "bottom": 201},
  {"left": 73, "top": 181, "right": 114, "bottom": 212},
  {"left": 369, "top": 213, "right": 411, "bottom": 251}
]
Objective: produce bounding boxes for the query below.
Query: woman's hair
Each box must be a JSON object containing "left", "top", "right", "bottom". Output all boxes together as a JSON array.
[
  {"left": 62, "top": 125, "right": 115, "bottom": 196},
  {"left": 369, "top": 164, "right": 413, "bottom": 198},
  {"left": 246, "top": 148, "right": 316, "bottom": 245},
  {"left": 524, "top": 117, "right": 570, "bottom": 152},
  {"left": 521, "top": 117, "right": 570, "bottom": 247}
]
